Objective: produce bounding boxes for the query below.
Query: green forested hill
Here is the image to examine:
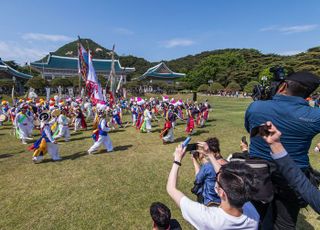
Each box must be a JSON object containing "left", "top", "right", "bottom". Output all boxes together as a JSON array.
[
  {"left": 34, "top": 39, "right": 320, "bottom": 89},
  {"left": 165, "top": 48, "right": 320, "bottom": 88}
]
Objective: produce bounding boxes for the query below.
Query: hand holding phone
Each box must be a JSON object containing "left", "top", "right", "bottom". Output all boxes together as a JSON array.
[
  {"left": 182, "top": 136, "right": 191, "bottom": 148},
  {"left": 186, "top": 143, "right": 198, "bottom": 152},
  {"left": 241, "top": 136, "right": 248, "bottom": 145},
  {"left": 250, "top": 124, "right": 271, "bottom": 137}
]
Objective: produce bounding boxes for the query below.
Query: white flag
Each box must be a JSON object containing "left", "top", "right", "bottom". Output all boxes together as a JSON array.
[{"left": 45, "top": 87, "right": 51, "bottom": 101}]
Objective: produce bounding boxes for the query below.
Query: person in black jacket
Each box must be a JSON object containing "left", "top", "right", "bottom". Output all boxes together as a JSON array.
[{"left": 262, "top": 121, "right": 320, "bottom": 214}]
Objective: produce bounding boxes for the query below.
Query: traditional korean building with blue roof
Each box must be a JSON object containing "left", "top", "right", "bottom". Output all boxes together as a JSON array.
[
  {"left": 0, "top": 58, "right": 32, "bottom": 93},
  {"left": 30, "top": 53, "right": 135, "bottom": 82},
  {"left": 138, "top": 62, "right": 186, "bottom": 82}
]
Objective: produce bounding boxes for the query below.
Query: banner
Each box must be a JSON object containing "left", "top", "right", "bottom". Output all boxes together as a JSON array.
[
  {"left": 68, "top": 87, "right": 74, "bottom": 97},
  {"left": 58, "top": 86, "right": 62, "bottom": 97},
  {"left": 11, "top": 86, "right": 15, "bottom": 105},
  {"left": 103, "top": 89, "right": 107, "bottom": 102},
  {"left": 45, "top": 87, "right": 50, "bottom": 101},
  {"left": 86, "top": 50, "right": 104, "bottom": 103},
  {"left": 116, "top": 75, "right": 123, "bottom": 93},
  {"left": 78, "top": 42, "right": 89, "bottom": 81},
  {"left": 81, "top": 87, "right": 85, "bottom": 98}
]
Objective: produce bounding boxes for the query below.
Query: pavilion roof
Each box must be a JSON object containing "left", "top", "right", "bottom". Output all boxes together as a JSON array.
[
  {"left": 30, "top": 54, "right": 135, "bottom": 73},
  {"left": 0, "top": 58, "right": 32, "bottom": 79},
  {"left": 138, "top": 62, "right": 185, "bottom": 81}
]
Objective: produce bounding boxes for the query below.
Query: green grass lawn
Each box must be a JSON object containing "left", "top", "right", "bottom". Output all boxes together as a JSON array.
[{"left": 0, "top": 94, "right": 319, "bottom": 229}]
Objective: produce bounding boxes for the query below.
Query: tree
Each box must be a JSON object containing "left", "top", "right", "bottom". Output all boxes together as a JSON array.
[
  {"left": 50, "top": 77, "right": 72, "bottom": 88},
  {"left": 0, "top": 79, "right": 14, "bottom": 88},
  {"left": 197, "top": 84, "right": 209, "bottom": 92},
  {"left": 244, "top": 81, "right": 260, "bottom": 93},
  {"left": 25, "top": 76, "right": 49, "bottom": 90},
  {"left": 210, "top": 82, "right": 224, "bottom": 94},
  {"left": 226, "top": 81, "right": 241, "bottom": 91}
]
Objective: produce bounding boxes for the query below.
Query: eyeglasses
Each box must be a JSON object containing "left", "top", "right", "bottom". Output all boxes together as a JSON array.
[{"left": 215, "top": 171, "right": 224, "bottom": 193}]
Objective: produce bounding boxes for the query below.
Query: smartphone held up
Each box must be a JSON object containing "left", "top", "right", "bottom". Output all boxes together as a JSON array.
[{"left": 250, "top": 124, "right": 271, "bottom": 137}]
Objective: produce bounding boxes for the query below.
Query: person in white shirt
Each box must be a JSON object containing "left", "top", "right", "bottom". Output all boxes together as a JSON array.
[
  {"left": 55, "top": 109, "right": 70, "bottom": 142},
  {"left": 167, "top": 143, "right": 259, "bottom": 230},
  {"left": 32, "top": 112, "right": 61, "bottom": 163},
  {"left": 87, "top": 110, "right": 113, "bottom": 154}
]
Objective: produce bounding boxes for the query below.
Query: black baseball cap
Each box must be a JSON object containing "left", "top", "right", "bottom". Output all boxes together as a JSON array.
[{"left": 286, "top": 71, "right": 320, "bottom": 95}]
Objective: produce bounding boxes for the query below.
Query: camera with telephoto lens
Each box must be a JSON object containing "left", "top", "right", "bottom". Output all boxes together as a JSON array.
[{"left": 252, "top": 66, "right": 286, "bottom": 101}]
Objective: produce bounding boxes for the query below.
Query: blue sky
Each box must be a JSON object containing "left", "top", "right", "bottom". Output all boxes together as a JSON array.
[{"left": 1, "top": 0, "right": 320, "bottom": 64}]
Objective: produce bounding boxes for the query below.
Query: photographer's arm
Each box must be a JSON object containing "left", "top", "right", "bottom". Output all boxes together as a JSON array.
[
  {"left": 197, "top": 142, "right": 222, "bottom": 173},
  {"left": 263, "top": 121, "right": 320, "bottom": 214},
  {"left": 207, "top": 155, "right": 222, "bottom": 173},
  {"left": 166, "top": 145, "right": 187, "bottom": 208},
  {"left": 192, "top": 157, "right": 200, "bottom": 175}
]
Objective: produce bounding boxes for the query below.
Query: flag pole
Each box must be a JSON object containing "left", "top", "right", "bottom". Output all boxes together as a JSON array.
[{"left": 77, "top": 36, "right": 82, "bottom": 97}]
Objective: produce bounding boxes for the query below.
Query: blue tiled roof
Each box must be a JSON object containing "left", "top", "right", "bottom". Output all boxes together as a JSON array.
[
  {"left": 30, "top": 54, "right": 135, "bottom": 73},
  {"left": 0, "top": 58, "right": 32, "bottom": 79},
  {"left": 138, "top": 62, "right": 185, "bottom": 80}
]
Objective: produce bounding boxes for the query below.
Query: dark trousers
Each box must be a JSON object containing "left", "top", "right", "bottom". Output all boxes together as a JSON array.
[{"left": 252, "top": 162, "right": 308, "bottom": 230}]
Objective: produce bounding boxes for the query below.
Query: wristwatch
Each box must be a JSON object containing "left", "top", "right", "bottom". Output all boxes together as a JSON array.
[{"left": 173, "top": 160, "right": 181, "bottom": 166}]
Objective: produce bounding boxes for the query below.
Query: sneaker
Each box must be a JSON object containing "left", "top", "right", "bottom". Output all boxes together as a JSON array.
[
  {"left": 87, "top": 150, "right": 94, "bottom": 155},
  {"left": 22, "top": 140, "right": 28, "bottom": 144}
]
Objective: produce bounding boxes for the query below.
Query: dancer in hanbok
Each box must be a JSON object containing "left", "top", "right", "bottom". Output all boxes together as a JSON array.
[
  {"left": 30, "top": 112, "right": 61, "bottom": 163},
  {"left": 161, "top": 105, "right": 176, "bottom": 143},
  {"left": 131, "top": 102, "right": 138, "bottom": 126},
  {"left": 88, "top": 110, "right": 113, "bottom": 154},
  {"left": 14, "top": 104, "right": 34, "bottom": 144},
  {"left": 140, "top": 104, "right": 152, "bottom": 133},
  {"left": 54, "top": 109, "right": 70, "bottom": 142}
]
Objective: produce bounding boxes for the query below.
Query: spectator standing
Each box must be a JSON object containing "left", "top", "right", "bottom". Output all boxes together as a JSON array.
[
  {"left": 167, "top": 144, "right": 259, "bottom": 230},
  {"left": 245, "top": 71, "right": 320, "bottom": 229}
]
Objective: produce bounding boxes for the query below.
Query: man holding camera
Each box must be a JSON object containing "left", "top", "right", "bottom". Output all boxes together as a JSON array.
[{"left": 245, "top": 71, "right": 320, "bottom": 229}]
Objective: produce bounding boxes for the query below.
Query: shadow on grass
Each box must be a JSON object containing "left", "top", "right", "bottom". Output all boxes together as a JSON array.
[
  {"left": 94, "top": 145, "right": 133, "bottom": 155},
  {"left": 173, "top": 137, "right": 186, "bottom": 143},
  {"left": 298, "top": 213, "right": 315, "bottom": 230},
  {"left": 110, "top": 129, "right": 126, "bottom": 133},
  {"left": 39, "top": 151, "right": 88, "bottom": 163},
  {"left": 206, "top": 118, "right": 217, "bottom": 123},
  {"left": 62, "top": 151, "right": 88, "bottom": 160},
  {"left": 71, "top": 132, "right": 83, "bottom": 136},
  {"left": 114, "top": 144, "right": 133, "bottom": 151},
  {"left": 0, "top": 153, "right": 14, "bottom": 159},
  {"left": 71, "top": 136, "right": 92, "bottom": 141},
  {"left": 191, "top": 130, "right": 210, "bottom": 136},
  {"left": 152, "top": 128, "right": 162, "bottom": 133}
]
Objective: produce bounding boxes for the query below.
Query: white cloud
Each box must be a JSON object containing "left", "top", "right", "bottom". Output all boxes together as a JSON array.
[
  {"left": 278, "top": 50, "right": 303, "bottom": 56},
  {"left": 22, "top": 33, "right": 73, "bottom": 42},
  {"left": 260, "top": 24, "right": 318, "bottom": 34},
  {"left": 114, "top": 28, "right": 134, "bottom": 35},
  {"left": 161, "top": 38, "right": 195, "bottom": 48},
  {"left": 0, "top": 41, "right": 48, "bottom": 64}
]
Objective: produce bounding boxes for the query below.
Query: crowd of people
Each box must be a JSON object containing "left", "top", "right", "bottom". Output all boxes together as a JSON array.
[
  {"left": 0, "top": 95, "right": 211, "bottom": 163},
  {"left": 162, "top": 71, "right": 320, "bottom": 230},
  {"left": 1, "top": 71, "right": 320, "bottom": 229}
]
